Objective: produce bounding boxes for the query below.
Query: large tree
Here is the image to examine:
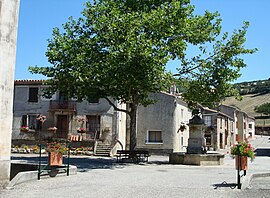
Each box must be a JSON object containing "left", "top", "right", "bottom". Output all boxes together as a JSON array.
[
  {"left": 29, "top": 0, "right": 256, "bottom": 150},
  {"left": 177, "top": 22, "right": 257, "bottom": 108}
]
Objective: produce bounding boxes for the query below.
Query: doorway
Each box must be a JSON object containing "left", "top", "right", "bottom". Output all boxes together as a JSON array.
[{"left": 56, "top": 115, "right": 68, "bottom": 138}]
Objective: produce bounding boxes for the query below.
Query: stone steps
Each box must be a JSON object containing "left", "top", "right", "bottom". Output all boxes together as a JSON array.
[{"left": 95, "top": 141, "right": 111, "bottom": 156}]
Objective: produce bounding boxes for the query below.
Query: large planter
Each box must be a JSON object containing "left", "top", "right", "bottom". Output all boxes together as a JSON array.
[
  {"left": 235, "top": 156, "right": 248, "bottom": 170},
  {"left": 49, "top": 152, "right": 63, "bottom": 166}
]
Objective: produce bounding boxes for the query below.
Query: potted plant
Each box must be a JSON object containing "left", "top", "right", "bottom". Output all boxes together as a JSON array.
[
  {"left": 179, "top": 124, "right": 186, "bottom": 132},
  {"left": 48, "top": 126, "right": 57, "bottom": 133},
  {"left": 46, "top": 142, "right": 68, "bottom": 166},
  {"left": 20, "top": 126, "right": 29, "bottom": 132},
  {"left": 230, "top": 142, "right": 255, "bottom": 170},
  {"left": 77, "top": 127, "right": 87, "bottom": 133}
]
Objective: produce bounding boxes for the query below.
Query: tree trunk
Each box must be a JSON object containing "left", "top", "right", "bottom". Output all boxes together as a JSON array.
[{"left": 129, "top": 104, "right": 138, "bottom": 151}]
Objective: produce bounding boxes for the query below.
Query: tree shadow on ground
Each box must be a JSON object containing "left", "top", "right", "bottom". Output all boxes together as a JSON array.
[
  {"left": 11, "top": 155, "right": 123, "bottom": 172},
  {"left": 11, "top": 155, "right": 161, "bottom": 172}
]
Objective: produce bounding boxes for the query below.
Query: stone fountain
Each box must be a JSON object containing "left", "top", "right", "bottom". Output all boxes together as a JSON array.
[{"left": 169, "top": 115, "right": 224, "bottom": 166}]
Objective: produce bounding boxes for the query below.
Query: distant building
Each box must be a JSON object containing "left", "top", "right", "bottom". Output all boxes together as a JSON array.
[
  {"left": 219, "top": 104, "right": 255, "bottom": 142},
  {"left": 200, "top": 107, "right": 234, "bottom": 150}
]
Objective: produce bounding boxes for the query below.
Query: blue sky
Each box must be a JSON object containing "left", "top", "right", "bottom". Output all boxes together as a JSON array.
[{"left": 15, "top": 0, "right": 269, "bottom": 82}]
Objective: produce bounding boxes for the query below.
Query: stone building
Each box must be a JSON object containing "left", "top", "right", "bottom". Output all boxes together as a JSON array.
[
  {"left": 12, "top": 80, "right": 127, "bottom": 154},
  {"left": 136, "top": 93, "right": 192, "bottom": 154},
  {"left": 200, "top": 107, "right": 234, "bottom": 151},
  {"left": 200, "top": 105, "right": 255, "bottom": 151},
  {"left": 219, "top": 104, "right": 255, "bottom": 142}
]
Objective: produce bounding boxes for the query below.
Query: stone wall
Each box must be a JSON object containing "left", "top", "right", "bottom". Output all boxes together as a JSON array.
[{"left": 0, "top": 0, "right": 20, "bottom": 188}]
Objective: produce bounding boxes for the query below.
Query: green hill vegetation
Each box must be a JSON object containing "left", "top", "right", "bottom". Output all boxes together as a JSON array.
[{"left": 233, "top": 78, "right": 270, "bottom": 95}]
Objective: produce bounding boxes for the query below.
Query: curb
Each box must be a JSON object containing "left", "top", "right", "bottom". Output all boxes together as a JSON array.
[
  {"left": 5, "top": 165, "right": 77, "bottom": 189},
  {"left": 241, "top": 172, "right": 270, "bottom": 189}
]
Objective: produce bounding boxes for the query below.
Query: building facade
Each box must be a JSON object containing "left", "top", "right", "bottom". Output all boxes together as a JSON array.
[
  {"left": 136, "top": 93, "right": 192, "bottom": 154},
  {"left": 219, "top": 104, "right": 255, "bottom": 142},
  {"left": 201, "top": 107, "right": 234, "bottom": 151},
  {"left": 12, "top": 80, "right": 126, "bottom": 151}
]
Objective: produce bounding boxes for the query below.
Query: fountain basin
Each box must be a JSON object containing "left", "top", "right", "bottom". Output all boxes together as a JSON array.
[{"left": 169, "top": 152, "right": 224, "bottom": 166}]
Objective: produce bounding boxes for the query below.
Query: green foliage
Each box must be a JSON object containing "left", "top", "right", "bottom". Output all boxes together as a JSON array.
[
  {"left": 233, "top": 79, "right": 270, "bottom": 95},
  {"left": 29, "top": 0, "right": 256, "bottom": 149},
  {"left": 230, "top": 142, "right": 255, "bottom": 161},
  {"left": 29, "top": 0, "right": 224, "bottom": 108},
  {"left": 255, "top": 102, "right": 270, "bottom": 115},
  {"left": 177, "top": 22, "right": 257, "bottom": 109},
  {"left": 46, "top": 142, "right": 68, "bottom": 155}
]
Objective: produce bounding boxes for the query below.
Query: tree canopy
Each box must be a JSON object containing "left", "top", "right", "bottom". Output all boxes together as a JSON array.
[{"left": 29, "top": 0, "right": 256, "bottom": 150}]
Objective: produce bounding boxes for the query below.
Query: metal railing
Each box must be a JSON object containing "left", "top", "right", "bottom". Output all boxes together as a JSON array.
[{"left": 49, "top": 101, "right": 76, "bottom": 111}]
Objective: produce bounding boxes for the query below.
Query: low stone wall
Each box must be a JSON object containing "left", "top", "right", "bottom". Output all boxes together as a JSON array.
[
  {"left": 6, "top": 163, "right": 77, "bottom": 189},
  {"left": 136, "top": 148, "right": 173, "bottom": 155},
  {"left": 169, "top": 153, "right": 225, "bottom": 166}
]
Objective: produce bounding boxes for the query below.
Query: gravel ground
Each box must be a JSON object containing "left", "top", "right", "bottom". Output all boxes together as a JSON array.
[{"left": 1, "top": 136, "right": 270, "bottom": 198}]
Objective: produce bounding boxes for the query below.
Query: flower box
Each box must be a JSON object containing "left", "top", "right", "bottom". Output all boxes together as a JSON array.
[
  {"left": 230, "top": 142, "right": 255, "bottom": 168},
  {"left": 20, "top": 126, "right": 29, "bottom": 132},
  {"left": 77, "top": 127, "right": 87, "bottom": 133},
  {"left": 48, "top": 126, "right": 57, "bottom": 133},
  {"left": 46, "top": 142, "right": 68, "bottom": 155}
]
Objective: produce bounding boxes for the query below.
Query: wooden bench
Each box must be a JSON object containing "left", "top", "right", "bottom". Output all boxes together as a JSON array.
[{"left": 116, "top": 150, "right": 150, "bottom": 163}]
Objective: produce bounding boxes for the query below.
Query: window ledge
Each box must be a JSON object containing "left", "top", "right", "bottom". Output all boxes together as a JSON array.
[{"left": 145, "top": 142, "right": 163, "bottom": 145}]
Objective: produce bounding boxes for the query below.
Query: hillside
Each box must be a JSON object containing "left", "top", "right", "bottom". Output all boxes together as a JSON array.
[
  {"left": 222, "top": 93, "right": 270, "bottom": 126},
  {"left": 233, "top": 79, "right": 270, "bottom": 95}
]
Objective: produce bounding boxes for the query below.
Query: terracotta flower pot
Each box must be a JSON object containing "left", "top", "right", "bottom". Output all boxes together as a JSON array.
[
  {"left": 49, "top": 152, "right": 63, "bottom": 166},
  {"left": 235, "top": 156, "right": 248, "bottom": 170}
]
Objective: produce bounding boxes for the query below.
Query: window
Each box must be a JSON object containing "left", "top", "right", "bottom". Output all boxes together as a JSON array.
[
  {"left": 180, "top": 109, "right": 184, "bottom": 119},
  {"left": 180, "top": 136, "right": 184, "bottom": 146},
  {"left": 220, "top": 118, "right": 223, "bottom": 129},
  {"left": 21, "top": 114, "right": 42, "bottom": 130},
  {"left": 231, "top": 121, "right": 234, "bottom": 131},
  {"left": 28, "top": 87, "right": 39, "bottom": 102},
  {"left": 204, "top": 132, "right": 211, "bottom": 146},
  {"left": 147, "top": 131, "right": 162, "bottom": 143},
  {"left": 86, "top": 115, "right": 100, "bottom": 139},
  {"left": 249, "top": 123, "right": 252, "bottom": 129},
  {"left": 59, "top": 91, "right": 68, "bottom": 103},
  {"left": 88, "top": 97, "right": 99, "bottom": 103},
  {"left": 204, "top": 116, "right": 212, "bottom": 127}
]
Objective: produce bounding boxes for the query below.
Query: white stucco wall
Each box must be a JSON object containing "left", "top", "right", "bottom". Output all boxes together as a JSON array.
[
  {"left": 173, "top": 99, "right": 191, "bottom": 152},
  {"left": 137, "top": 93, "right": 191, "bottom": 153},
  {"left": 247, "top": 118, "right": 255, "bottom": 139}
]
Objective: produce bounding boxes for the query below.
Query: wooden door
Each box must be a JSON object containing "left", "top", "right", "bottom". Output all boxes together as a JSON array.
[{"left": 56, "top": 115, "right": 68, "bottom": 138}]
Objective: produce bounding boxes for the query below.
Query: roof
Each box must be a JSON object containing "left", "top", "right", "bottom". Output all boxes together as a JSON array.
[
  {"left": 219, "top": 104, "right": 254, "bottom": 119},
  {"left": 200, "top": 106, "right": 234, "bottom": 120},
  {"left": 14, "top": 80, "right": 45, "bottom": 85}
]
